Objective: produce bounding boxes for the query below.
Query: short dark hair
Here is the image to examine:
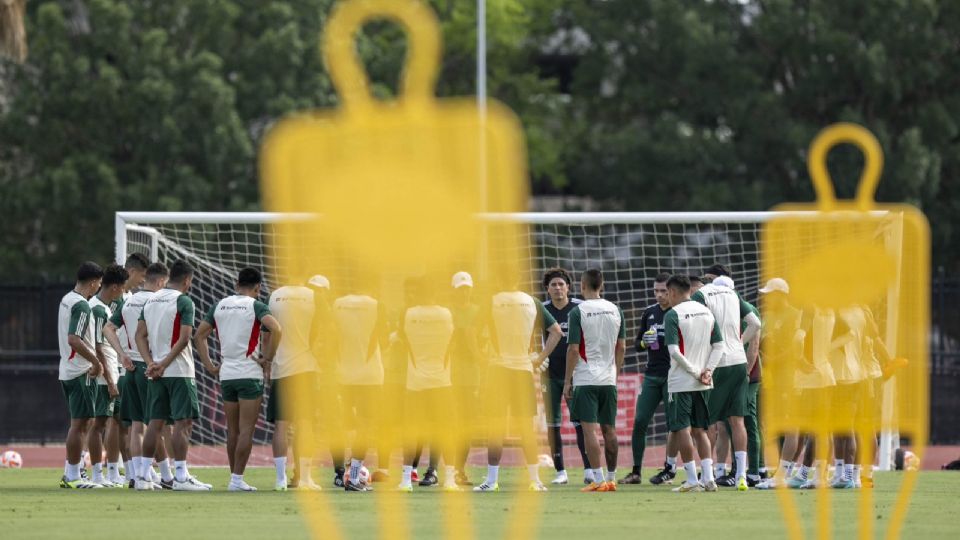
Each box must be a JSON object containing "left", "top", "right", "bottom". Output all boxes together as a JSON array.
[
  {"left": 542, "top": 267, "right": 572, "bottom": 288},
  {"left": 125, "top": 253, "right": 149, "bottom": 271},
  {"left": 582, "top": 268, "right": 603, "bottom": 291},
  {"left": 102, "top": 263, "right": 129, "bottom": 287},
  {"left": 145, "top": 262, "right": 169, "bottom": 281},
  {"left": 704, "top": 264, "right": 731, "bottom": 277},
  {"left": 77, "top": 261, "right": 104, "bottom": 282},
  {"left": 237, "top": 267, "right": 263, "bottom": 288},
  {"left": 689, "top": 275, "right": 704, "bottom": 285},
  {"left": 666, "top": 274, "right": 691, "bottom": 293},
  {"left": 168, "top": 260, "right": 194, "bottom": 283},
  {"left": 654, "top": 272, "right": 671, "bottom": 283}
]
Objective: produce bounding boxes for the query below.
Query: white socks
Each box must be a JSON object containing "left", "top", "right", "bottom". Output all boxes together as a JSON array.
[
  {"left": 159, "top": 459, "right": 174, "bottom": 482},
  {"left": 527, "top": 464, "right": 540, "bottom": 484},
  {"left": 275, "top": 457, "right": 287, "bottom": 484},
  {"left": 584, "top": 468, "right": 595, "bottom": 482},
  {"left": 402, "top": 465, "right": 413, "bottom": 486},
  {"left": 230, "top": 473, "right": 243, "bottom": 484},
  {"left": 485, "top": 465, "right": 500, "bottom": 486},
  {"left": 701, "top": 458, "right": 715, "bottom": 483},
  {"left": 734, "top": 451, "right": 747, "bottom": 479},
  {"left": 445, "top": 466, "right": 457, "bottom": 487},
  {"left": 605, "top": 469, "right": 616, "bottom": 482},
  {"left": 107, "top": 462, "right": 121, "bottom": 482},
  {"left": 174, "top": 460, "right": 187, "bottom": 482},
  {"left": 666, "top": 456, "right": 677, "bottom": 470},
  {"left": 65, "top": 461, "right": 80, "bottom": 481},
  {"left": 683, "top": 462, "right": 698, "bottom": 485},
  {"left": 93, "top": 463, "right": 104, "bottom": 483},
  {"left": 843, "top": 464, "right": 856, "bottom": 481},
  {"left": 591, "top": 468, "right": 604, "bottom": 483},
  {"left": 714, "top": 462, "right": 726, "bottom": 479}
]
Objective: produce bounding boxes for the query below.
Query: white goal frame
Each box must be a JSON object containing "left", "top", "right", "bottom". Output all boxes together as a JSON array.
[{"left": 114, "top": 211, "right": 903, "bottom": 470}]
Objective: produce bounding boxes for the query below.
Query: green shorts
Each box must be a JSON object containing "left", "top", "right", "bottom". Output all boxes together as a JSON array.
[
  {"left": 483, "top": 365, "right": 537, "bottom": 419},
  {"left": 570, "top": 385, "right": 618, "bottom": 426},
  {"left": 147, "top": 377, "right": 200, "bottom": 422},
  {"left": 121, "top": 362, "right": 149, "bottom": 424},
  {"left": 113, "top": 374, "right": 125, "bottom": 421},
  {"left": 60, "top": 374, "right": 96, "bottom": 419},
  {"left": 267, "top": 371, "right": 316, "bottom": 423},
  {"left": 221, "top": 378, "right": 264, "bottom": 402},
  {"left": 94, "top": 384, "right": 116, "bottom": 417},
  {"left": 667, "top": 390, "right": 712, "bottom": 431},
  {"left": 542, "top": 377, "right": 568, "bottom": 427},
  {"left": 708, "top": 363, "right": 748, "bottom": 423}
]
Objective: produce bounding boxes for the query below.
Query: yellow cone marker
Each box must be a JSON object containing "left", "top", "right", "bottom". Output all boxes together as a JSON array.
[{"left": 761, "top": 123, "right": 929, "bottom": 540}]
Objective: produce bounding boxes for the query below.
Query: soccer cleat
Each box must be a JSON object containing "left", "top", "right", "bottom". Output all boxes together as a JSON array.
[
  {"left": 785, "top": 475, "right": 808, "bottom": 489},
  {"left": 583, "top": 471, "right": 595, "bottom": 485},
  {"left": 672, "top": 482, "right": 704, "bottom": 493},
  {"left": 737, "top": 477, "right": 749, "bottom": 492},
  {"left": 173, "top": 477, "right": 212, "bottom": 491},
  {"left": 597, "top": 481, "right": 617, "bottom": 492},
  {"left": 189, "top": 475, "right": 213, "bottom": 489},
  {"left": 798, "top": 479, "right": 818, "bottom": 490},
  {"left": 134, "top": 479, "right": 157, "bottom": 491},
  {"left": 128, "top": 478, "right": 136, "bottom": 489},
  {"left": 345, "top": 482, "right": 373, "bottom": 492},
  {"left": 297, "top": 480, "right": 323, "bottom": 491},
  {"left": 228, "top": 480, "right": 257, "bottom": 492},
  {"left": 580, "top": 482, "right": 603, "bottom": 492},
  {"left": 528, "top": 481, "right": 548, "bottom": 492},
  {"left": 472, "top": 482, "right": 499, "bottom": 492},
  {"left": 755, "top": 478, "right": 778, "bottom": 490},
  {"left": 832, "top": 478, "right": 856, "bottom": 489},
  {"left": 649, "top": 465, "right": 676, "bottom": 485},
  {"left": 159, "top": 478, "right": 174, "bottom": 490},
  {"left": 619, "top": 472, "right": 642, "bottom": 484},
  {"left": 454, "top": 470, "right": 473, "bottom": 486},
  {"left": 60, "top": 475, "right": 103, "bottom": 489},
  {"left": 746, "top": 475, "right": 762, "bottom": 487},
  {"left": 418, "top": 468, "right": 439, "bottom": 487},
  {"left": 715, "top": 474, "right": 736, "bottom": 487},
  {"left": 703, "top": 480, "right": 718, "bottom": 492},
  {"left": 333, "top": 472, "right": 345, "bottom": 488},
  {"left": 551, "top": 470, "right": 569, "bottom": 485},
  {"left": 101, "top": 479, "right": 125, "bottom": 488},
  {"left": 274, "top": 483, "right": 288, "bottom": 492},
  {"left": 396, "top": 483, "right": 414, "bottom": 493},
  {"left": 410, "top": 470, "right": 420, "bottom": 483}
]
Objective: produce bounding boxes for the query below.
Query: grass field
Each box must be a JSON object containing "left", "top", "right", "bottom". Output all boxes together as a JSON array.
[{"left": 1, "top": 467, "right": 958, "bottom": 539}]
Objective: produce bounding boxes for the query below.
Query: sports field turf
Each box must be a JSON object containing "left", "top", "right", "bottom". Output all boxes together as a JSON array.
[{"left": 0, "top": 467, "right": 957, "bottom": 539}]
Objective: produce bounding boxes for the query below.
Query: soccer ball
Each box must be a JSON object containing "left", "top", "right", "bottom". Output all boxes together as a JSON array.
[
  {"left": 343, "top": 465, "right": 370, "bottom": 486},
  {"left": 1, "top": 450, "right": 22, "bottom": 469},
  {"left": 904, "top": 451, "right": 920, "bottom": 471}
]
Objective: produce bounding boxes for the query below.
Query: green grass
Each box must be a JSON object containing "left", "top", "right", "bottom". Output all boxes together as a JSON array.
[{"left": 0, "top": 467, "right": 958, "bottom": 539}]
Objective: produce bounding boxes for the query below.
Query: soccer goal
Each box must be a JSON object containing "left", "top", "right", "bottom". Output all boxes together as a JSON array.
[{"left": 114, "top": 211, "right": 903, "bottom": 469}]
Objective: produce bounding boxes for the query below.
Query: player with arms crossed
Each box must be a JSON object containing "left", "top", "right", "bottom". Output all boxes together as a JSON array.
[
  {"left": 694, "top": 264, "right": 761, "bottom": 491},
  {"left": 563, "top": 269, "right": 626, "bottom": 492},
  {"left": 474, "top": 279, "right": 563, "bottom": 492},
  {"left": 539, "top": 268, "right": 594, "bottom": 485},
  {"left": 58, "top": 262, "right": 105, "bottom": 489},
  {"left": 663, "top": 275, "right": 725, "bottom": 493},
  {"left": 104, "top": 262, "right": 171, "bottom": 490},
  {"left": 622, "top": 272, "right": 679, "bottom": 485},
  {"left": 266, "top": 276, "right": 326, "bottom": 490},
  {"left": 88, "top": 263, "right": 130, "bottom": 487},
  {"left": 136, "top": 260, "right": 210, "bottom": 491},
  {"left": 196, "top": 267, "right": 281, "bottom": 491}
]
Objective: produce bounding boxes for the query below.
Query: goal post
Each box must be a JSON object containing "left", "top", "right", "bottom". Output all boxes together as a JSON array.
[{"left": 114, "top": 211, "right": 906, "bottom": 468}]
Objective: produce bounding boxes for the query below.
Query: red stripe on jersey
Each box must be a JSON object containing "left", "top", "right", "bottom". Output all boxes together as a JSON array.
[
  {"left": 170, "top": 312, "right": 182, "bottom": 348},
  {"left": 69, "top": 349, "right": 76, "bottom": 360},
  {"left": 678, "top": 329, "right": 684, "bottom": 355},
  {"left": 246, "top": 319, "right": 262, "bottom": 358},
  {"left": 579, "top": 335, "right": 587, "bottom": 361}
]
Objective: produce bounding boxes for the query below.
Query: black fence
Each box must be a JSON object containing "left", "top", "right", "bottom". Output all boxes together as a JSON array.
[{"left": 2, "top": 278, "right": 960, "bottom": 444}]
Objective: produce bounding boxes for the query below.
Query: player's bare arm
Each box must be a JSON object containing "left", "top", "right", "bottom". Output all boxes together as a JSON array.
[
  {"left": 194, "top": 320, "right": 220, "bottom": 377},
  {"left": 67, "top": 333, "right": 101, "bottom": 378},
  {"left": 103, "top": 321, "right": 134, "bottom": 371}
]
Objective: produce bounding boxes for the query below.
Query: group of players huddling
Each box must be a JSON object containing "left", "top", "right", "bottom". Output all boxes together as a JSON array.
[{"left": 56, "top": 255, "right": 890, "bottom": 493}]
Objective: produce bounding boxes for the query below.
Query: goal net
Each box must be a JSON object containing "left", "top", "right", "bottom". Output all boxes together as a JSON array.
[{"left": 115, "top": 211, "right": 892, "bottom": 467}]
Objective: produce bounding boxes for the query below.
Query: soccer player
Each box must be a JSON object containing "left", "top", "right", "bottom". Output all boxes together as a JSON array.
[
  {"left": 266, "top": 276, "right": 324, "bottom": 491},
  {"left": 88, "top": 263, "right": 130, "bottom": 487},
  {"left": 662, "top": 275, "right": 724, "bottom": 493},
  {"left": 58, "top": 262, "right": 105, "bottom": 489},
  {"left": 563, "top": 269, "right": 626, "bottom": 492},
  {"left": 622, "top": 272, "right": 679, "bottom": 485},
  {"left": 136, "top": 259, "right": 210, "bottom": 491},
  {"left": 397, "top": 277, "right": 458, "bottom": 492},
  {"left": 473, "top": 279, "right": 563, "bottom": 492},
  {"left": 539, "top": 268, "right": 593, "bottom": 485},
  {"left": 332, "top": 285, "right": 389, "bottom": 492},
  {"left": 693, "top": 264, "right": 761, "bottom": 491},
  {"left": 114, "top": 253, "right": 148, "bottom": 482},
  {"left": 104, "top": 262, "right": 171, "bottom": 490},
  {"left": 828, "top": 305, "right": 867, "bottom": 489},
  {"left": 449, "top": 271, "right": 483, "bottom": 486},
  {"left": 196, "top": 267, "right": 281, "bottom": 491}
]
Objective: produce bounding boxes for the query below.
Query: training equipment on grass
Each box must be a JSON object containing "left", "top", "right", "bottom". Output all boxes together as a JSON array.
[{"left": 761, "top": 123, "right": 929, "bottom": 540}]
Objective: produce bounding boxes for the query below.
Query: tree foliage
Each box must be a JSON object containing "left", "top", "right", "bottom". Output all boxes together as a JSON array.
[{"left": 1, "top": 0, "right": 958, "bottom": 279}]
